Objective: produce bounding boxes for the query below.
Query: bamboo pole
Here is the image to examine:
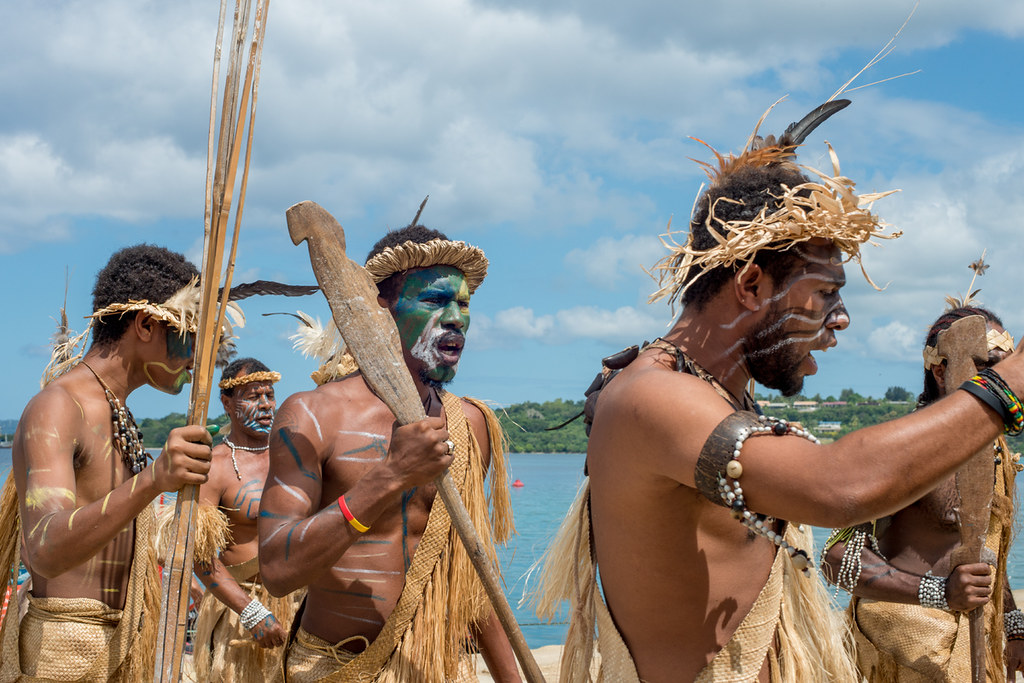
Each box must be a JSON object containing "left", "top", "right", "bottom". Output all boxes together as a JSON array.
[{"left": 153, "top": 1, "right": 271, "bottom": 679}]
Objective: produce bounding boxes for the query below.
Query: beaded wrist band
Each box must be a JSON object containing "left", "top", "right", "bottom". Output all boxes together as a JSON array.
[
  {"left": 1005, "top": 609, "right": 1024, "bottom": 640},
  {"left": 918, "top": 572, "right": 949, "bottom": 611},
  {"left": 961, "top": 368, "right": 1024, "bottom": 436},
  {"left": 338, "top": 495, "right": 370, "bottom": 533},
  {"left": 240, "top": 598, "right": 273, "bottom": 630}
]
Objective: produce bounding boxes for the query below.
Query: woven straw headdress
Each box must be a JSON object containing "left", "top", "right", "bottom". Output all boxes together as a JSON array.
[{"left": 649, "top": 99, "right": 901, "bottom": 309}]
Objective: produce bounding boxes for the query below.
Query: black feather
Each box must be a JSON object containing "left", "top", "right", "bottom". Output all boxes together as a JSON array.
[
  {"left": 223, "top": 281, "right": 320, "bottom": 301},
  {"left": 779, "top": 99, "right": 851, "bottom": 148}
]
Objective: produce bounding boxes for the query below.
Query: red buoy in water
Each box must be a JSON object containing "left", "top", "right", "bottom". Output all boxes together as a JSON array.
[{"left": 512, "top": 479, "right": 524, "bottom": 488}]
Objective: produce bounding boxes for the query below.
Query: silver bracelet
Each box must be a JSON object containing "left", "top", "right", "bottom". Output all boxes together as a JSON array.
[
  {"left": 1006, "top": 609, "right": 1024, "bottom": 640},
  {"left": 239, "top": 598, "right": 273, "bottom": 631},
  {"left": 918, "top": 572, "right": 949, "bottom": 611}
]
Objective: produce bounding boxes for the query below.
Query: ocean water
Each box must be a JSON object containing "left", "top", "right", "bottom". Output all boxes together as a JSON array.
[{"left": 3, "top": 450, "right": 1022, "bottom": 649}]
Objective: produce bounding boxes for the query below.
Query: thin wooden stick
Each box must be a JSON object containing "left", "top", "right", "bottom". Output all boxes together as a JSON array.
[{"left": 153, "top": 1, "right": 271, "bottom": 679}]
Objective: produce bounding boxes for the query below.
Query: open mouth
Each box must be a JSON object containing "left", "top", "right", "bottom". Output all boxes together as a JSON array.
[{"left": 436, "top": 333, "right": 465, "bottom": 365}]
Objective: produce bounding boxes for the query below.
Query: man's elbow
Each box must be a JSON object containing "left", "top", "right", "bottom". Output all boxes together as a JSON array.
[
  {"left": 25, "top": 547, "right": 69, "bottom": 580},
  {"left": 259, "top": 559, "right": 299, "bottom": 597}
]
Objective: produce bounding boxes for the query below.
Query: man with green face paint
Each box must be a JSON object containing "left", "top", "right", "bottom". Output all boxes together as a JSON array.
[
  {"left": 0, "top": 245, "right": 216, "bottom": 681},
  {"left": 260, "top": 225, "right": 520, "bottom": 682}
]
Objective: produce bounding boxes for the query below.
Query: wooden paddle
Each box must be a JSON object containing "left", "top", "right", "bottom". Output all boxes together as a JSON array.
[
  {"left": 935, "top": 314, "right": 994, "bottom": 683},
  {"left": 287, "top": 200, "right": 546, "bottom": 683}
]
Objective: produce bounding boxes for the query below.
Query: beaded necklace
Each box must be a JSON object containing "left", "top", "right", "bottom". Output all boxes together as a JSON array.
[
  {"left": 223, "top": 438, "right": 268, "bottom": 480},
  {"left": 81, "top": 361, "right": 150, "bottom": 475}
]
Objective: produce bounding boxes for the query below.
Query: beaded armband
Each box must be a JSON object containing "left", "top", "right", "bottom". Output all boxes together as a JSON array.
[
  {"left": 1005, "top": 609, "right": 1024, "bottom": 640},
  {"left": 694, "top": 411, "right": 820, "bottom": 574},
  {"left": 694, "top": 411, "right": 763, "bottom": 504}
]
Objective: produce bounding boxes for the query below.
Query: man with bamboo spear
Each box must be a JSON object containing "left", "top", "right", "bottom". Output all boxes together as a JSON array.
[
  {"left": 0, "top": 245, "right": 215, "bottom": 681},
  {"left": 259, "top": 221, "right": 522, "bottom": 682}
]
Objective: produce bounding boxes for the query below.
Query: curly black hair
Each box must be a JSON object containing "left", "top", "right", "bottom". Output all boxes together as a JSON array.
[
  {"left": 918, "top": 306, "right": 1004, "bottom": 407},
  {"left": 219, "top": 357, "right": 271, "bottom": 397},
  {"left": 366, "top": 224, "right": 449, "bottom": 304},
  {"left": 91, "top": 244, "right": 199, "bottom": 347},
  {"left": 681, "top": 164, "right": 812, "bottom": 311}
]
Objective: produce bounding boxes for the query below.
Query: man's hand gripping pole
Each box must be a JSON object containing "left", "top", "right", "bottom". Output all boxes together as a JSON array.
[
  {"left": 935, "top": 315, "right": 995, "bottom": 683},
  {"left": 287, "top": 200, "right": 545, "bottom": 683}
]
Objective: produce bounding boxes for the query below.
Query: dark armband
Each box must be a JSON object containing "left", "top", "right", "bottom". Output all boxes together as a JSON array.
[
  {"left": 694, "top": 411, "right": 821, "bottom": 573},
  {"left": 694, "top": 411, "right": 763, "bottom": 505}
]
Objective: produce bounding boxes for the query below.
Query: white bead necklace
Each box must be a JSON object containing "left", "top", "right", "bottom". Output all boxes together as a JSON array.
[{"left": 223, "top": 437, "right": 269, "bottom": 480}]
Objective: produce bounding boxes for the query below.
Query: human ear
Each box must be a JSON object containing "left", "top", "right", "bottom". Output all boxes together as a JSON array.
[
  {"left": 133, "top": 312, "right": 157, "bottom": 343},
  {"left": 932, "top": 363, "right": 947, "bottom": 396},
  {"left": 734, "top": 263, "right": 770, "bottom": 312}
]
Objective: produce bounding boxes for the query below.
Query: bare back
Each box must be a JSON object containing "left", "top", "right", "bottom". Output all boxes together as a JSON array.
[{"left": 587, "top": 348, "right": 777, "bottom": 682}]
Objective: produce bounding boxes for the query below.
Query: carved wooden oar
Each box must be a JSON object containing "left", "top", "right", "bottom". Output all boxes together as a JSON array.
[
  {"left": 936, "top": 314, "right": 993, "bottom": 683},
  {"left": 287, "top": 200, "right": 546, "bottom": 683}
]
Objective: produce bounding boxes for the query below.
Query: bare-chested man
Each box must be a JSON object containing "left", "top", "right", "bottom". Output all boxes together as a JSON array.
[
  {"left": 0, "top": 244, "right": 213, "bottom": 681},
  {"left": 190, "top": 357, "right": 301, "bottom": 682},
  {"left": 823, "top": 304, "right": 1024, "bottom": 681},
  {"left": 537, "top": 104, "right": 1024, "bottom": 683},
  {"left": 259, "top": 225, "right": 519, "bottom": 682}
]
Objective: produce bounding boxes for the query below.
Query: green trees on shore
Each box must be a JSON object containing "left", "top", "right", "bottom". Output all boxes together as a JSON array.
[{"left": 131, "top": 387, "right": 1020, "bottom": 453}]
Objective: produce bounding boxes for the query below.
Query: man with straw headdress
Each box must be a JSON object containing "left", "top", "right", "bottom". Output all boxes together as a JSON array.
[
  {"left": 0, "top": 244, "right": 216, "bottom": 682},
  {"left": 823, "top": 294, "right": 1024, "bottom": 681},
  {"left": 258, "top": 224, "right": 519, "bottom": 682},
  {"left": 533, "top": 99, "right": 1024, "bottom": 683},
  {"left": 187, "top": 356, "right": 302, "bottom": 682}
]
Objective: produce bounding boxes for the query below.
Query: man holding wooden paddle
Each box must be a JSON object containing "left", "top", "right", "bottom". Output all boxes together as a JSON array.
[
  {"left": 259, "top": 224, "right": 521, "bottom": 682},
  {"left": 0, "top": 245, "right": 215, "bottom": 681},
  {"left": 824, "top": 302, "right": 1024, "bottom": 681}
]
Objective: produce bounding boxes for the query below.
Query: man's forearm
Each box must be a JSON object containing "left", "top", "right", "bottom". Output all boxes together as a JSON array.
[
  {"left": 196, "top": 556, "right": 254, "bottom": 614},
  {"left": 259, "top": 467, "right": 405, "bottom": 595},
  {"left": 22, "top": 468, "right": 160, "bottom": 578}
]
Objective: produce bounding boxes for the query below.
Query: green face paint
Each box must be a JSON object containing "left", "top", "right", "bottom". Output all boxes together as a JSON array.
[
  {"left": 145, "top": 327, "right": 194, "bottom": 395},
  {"left": 391, "top": 266, "right": 470, "bottom": 386}
]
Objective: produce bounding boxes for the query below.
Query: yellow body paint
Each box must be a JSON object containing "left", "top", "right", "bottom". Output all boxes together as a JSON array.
[
  {"left": 25, "top": 486, "right": 75, "bottom": 510},
  {"left": 101, "top": 492, "right": 114, "bottom": 515},
  {"left": 68, "top": 507, "right": 81, "bottom": 530}
]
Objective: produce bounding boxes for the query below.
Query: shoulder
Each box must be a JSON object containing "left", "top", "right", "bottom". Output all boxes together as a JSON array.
[{"left": 19, "top": 374, "right": 93, "bottom": 438}]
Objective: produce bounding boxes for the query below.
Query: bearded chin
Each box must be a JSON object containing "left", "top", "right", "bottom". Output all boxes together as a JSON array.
[
  {"left": 749, "top": 355, "right": 805, "bottom": 397},
  {"left": 420, "top": 368, "right": 455, "bottom": 390}
]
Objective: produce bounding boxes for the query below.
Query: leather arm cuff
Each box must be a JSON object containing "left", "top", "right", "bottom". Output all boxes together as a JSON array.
[{"left": 694, "top": 411, "right": 762, "bottom": 505}]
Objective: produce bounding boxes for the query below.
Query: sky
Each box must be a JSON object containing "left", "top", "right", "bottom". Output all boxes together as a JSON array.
[{"left": 1, "top": 0, "right": 1023, "bottom": 422}]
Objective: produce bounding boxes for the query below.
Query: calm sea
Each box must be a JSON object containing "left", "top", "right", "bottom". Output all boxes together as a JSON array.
[{"left": 2, "top": 450, "right": 1022, "bottom": 649}]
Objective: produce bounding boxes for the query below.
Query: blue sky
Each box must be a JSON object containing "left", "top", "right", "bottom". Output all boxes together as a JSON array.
[{"left": 2, "top": 1, "right": 1023, "bottom": 421}]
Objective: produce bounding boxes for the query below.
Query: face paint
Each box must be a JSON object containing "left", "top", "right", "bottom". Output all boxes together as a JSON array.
[
  {"left": 745, "top": 260, "right": 847, "bottom": 397},
  {"left": 144, "top": 360, "right": 191, "bottom": 395},
  {"left": 391, "top": 266, "right": 470, "bottom": 387},
  {"left": 144, "top": 327, "right": 194, "bottom": 394},
  {"left": 231, "top": 382, "right": 276, "bottom": 436}
]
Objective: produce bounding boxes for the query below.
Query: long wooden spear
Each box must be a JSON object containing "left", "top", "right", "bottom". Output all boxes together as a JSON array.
[
  {"left": 287, "top": 200, "right": 546, "bottom": 683},
  {"left": 153, "top": 1, "right": 271, "bottom": 679}
]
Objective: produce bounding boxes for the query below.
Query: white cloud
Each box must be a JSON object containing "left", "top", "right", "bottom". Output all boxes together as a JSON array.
[
  {"left": 472, "top": 304, "right": 664, "bottom": 348},
  {"left": 564, "top": 233, "right": 665, "bottom": 289},
  {"left": 867, "top": 320, "right": 920, "bottom": 362}
]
